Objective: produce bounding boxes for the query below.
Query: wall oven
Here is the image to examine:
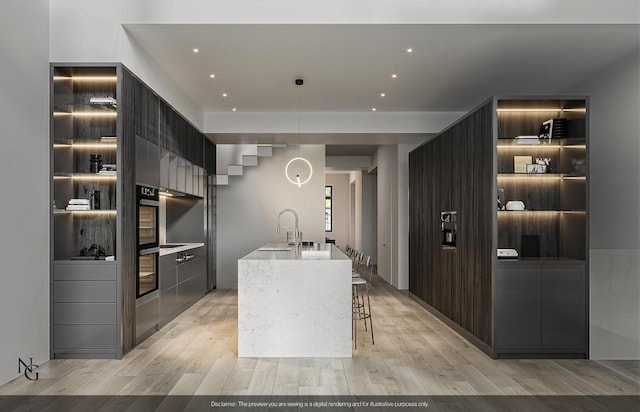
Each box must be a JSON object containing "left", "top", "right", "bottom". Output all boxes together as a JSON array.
[{"left": 137, "top": 184, "right": 159, "bottom": 298}]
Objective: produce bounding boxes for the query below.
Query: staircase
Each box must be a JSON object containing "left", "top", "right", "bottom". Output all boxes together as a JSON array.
[{"left": 215, "top": 143, "right": 287, "bottom": 185}]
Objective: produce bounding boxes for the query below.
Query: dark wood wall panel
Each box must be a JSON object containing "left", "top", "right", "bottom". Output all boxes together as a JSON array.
[
  {"left": 134, "top": 79, "right": 160, "bottom": 145},
  {"left": 409, "top": 100, "right": 494, "bottom": 346},
  {"left": 120, "top": 68, "right": 137, "bottom": 353}
]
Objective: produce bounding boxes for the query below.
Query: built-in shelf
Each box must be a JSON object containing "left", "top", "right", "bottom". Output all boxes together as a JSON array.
[
  {"left": 53, "top": 209, "right": 117, "bottom": 214},
  {"left": 53, "top": 173, "right": 117, "bottom": 180},
  {"left": 497, "top": 210, "right": 586, "bottom": 214},
  {"left": 497, "top": 173, "right": 586, "bottom": 179},
  {"left": 53, "top": 111, "right": 117, "bottom": 117}
]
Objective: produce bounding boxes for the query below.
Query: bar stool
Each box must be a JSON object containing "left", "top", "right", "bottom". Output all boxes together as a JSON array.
[{"left": 352, "top": 277, "right": 374, "bottom": 349}]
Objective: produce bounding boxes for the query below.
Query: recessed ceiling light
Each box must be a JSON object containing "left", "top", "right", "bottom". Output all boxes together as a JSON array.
[
  {"left": 209, "top": 74, "right": 215, "bottom": 78},
  {"left": 193, "top": 48, "right": 199, "bottom": 53},
  {"left": 380, "top": 93, "right": 386, "bottom": 97},
  {"left": 372, "top": 108, "right": 377, "bottom": 112},
  {"left": 222, "top": 93, "right": 228, "bottom": 97},
  {"left": 391, "top": 73, "right": 398, "bottom": 79},
  {"left": 232, "top": 108, "right": 237, "bottom": 112},
  {"left": 406, "top": 48, "right": 414, "bottom": 53}
]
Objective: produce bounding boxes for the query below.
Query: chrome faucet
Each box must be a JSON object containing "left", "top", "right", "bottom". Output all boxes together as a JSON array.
[{"left": 277, "top": 209, "right": 300, "bottom": 250}]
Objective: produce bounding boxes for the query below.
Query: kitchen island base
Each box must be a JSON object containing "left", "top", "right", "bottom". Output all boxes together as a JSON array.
[{"left": 238, "top": 244, "right": 352, "bottom": 357}]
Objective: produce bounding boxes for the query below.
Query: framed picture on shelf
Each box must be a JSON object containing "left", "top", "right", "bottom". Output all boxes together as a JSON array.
[{"left": 513, "top": 155, "right": 532, "bottom": 173}]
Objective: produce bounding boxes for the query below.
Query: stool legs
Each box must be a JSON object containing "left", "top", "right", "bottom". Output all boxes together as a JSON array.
[{"left": 352, "top": 281, "right": 374, "bottom": 349}]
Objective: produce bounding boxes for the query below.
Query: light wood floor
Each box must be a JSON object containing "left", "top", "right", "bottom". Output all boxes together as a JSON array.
[{"left": 0, "top": 274, "right": 638, "bottom": 397}]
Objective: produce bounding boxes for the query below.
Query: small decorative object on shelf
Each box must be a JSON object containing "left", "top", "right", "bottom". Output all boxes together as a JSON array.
[
  {"left": 497, "top": 188, "right": 506, "bottom": 210},
  {"left": 505, "top": 200, "right": 525, "bottom": 211},
  {"left": 88, "top": 190, "right": 100, "bottom": 210},
  {"left": 89, "top": 96, "right": 117, "bottom": 109},
  {"left": 513, "top": 155, "right": 532, "bottom": 173},
  {"left": 89, "top": 154, "right": 102, "bottom": 173},
  {"left": 539, "top": 118, "right": 567, "bottom": 142}
]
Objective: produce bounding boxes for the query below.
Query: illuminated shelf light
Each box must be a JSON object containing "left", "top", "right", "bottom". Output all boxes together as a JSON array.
[
  {"left": 54, "top": 209, "right": 117, "bottom": 215},
  {"left": 497, "top": 174, "right": 586, "bottom": 180},
  {"left": 497, "top": 108, "right": 586, "bottom": 113},
  {"left": 498, "top": 210, "right": 585, "bottom": 214},
  {"left": 72, "top": 143, "right": 117, "bottom": 149},
  {"left": 498, "top": 174, "right": 563, "bottom": 180},
  {"left": 53, "top": 112, "right": 117, "bottom": 118},
  {"left": 71, "top": 174, "right": 118, "bottom": 181},
  {"left": 497, "top": 144, "right": 562, "bottom": 149},
  {"left": 53, "top": 76, "right": 117, "bottom": 82}
]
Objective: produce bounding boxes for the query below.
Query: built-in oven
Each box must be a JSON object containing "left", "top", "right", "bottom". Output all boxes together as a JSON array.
[{"left": 137, "top": 184, "right": 159, "bottom": 298}]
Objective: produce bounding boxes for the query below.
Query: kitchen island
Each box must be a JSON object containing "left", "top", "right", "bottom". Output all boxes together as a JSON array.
[{"left": 238, "top": 243, "right": 352, "bottom": 357}]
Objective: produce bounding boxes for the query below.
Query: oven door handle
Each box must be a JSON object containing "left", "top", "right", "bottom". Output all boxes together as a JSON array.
[
  {"left": 139, "top": 199, "right": 160, "bottom": 207},
  {"left": 139, "top": 247, "right": 160, "bottom": 256}
]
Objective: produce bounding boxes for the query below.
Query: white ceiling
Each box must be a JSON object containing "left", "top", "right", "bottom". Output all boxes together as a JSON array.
[
  {"left": 125, "top": 24, "right": 638, "bottom": 153},
  {"left": 127, "top": 24, "right": 638, "bottom": 113}
]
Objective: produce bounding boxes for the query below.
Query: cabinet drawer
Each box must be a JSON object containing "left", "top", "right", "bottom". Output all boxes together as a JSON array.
[
  {"left": 55, "top": 303, "right": 116, "bottom": 325},
  {"left": 54, "top": 325, "right": 117, "bottom": 349},
  {"left": 54, "top": 262, "right": 116, "bottom": 281},
  {"left": 55, "top": 281, "right": 116, "bottom": 303},
  {"left": 136, "top": 295, "right": 160, "bottom": 338}
]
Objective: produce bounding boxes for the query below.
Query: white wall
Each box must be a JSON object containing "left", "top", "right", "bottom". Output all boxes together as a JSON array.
[
  {"left": 0, "top": 0, "right": 50, "bottom": 385},
  {"left": 396, "top": 143, "right": 421, "bottom": 290},
  {"left": 565, "top": 49, "right": 640, "bottom": 360},
  {"left": 352, "top": 171, "right": 363, "bottom": 251},
  {"left": 325, "top": 173, "right": 350, "bottom": 248},
  {"left": 216, "top": 145, "right": 325, "bottom": 288},
  {"left": 50, "top": 0, "right": 203, "bottom": 128},
  {"left": 376, "top": 145, "right": 399, "bottom": 285},
  {"left": 361, "top": 172, "right": 378, "bottom": 263}
]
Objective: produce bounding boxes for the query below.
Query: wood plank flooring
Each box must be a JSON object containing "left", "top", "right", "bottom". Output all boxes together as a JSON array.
[{"left": 0, "top": 275, "right": 638, "bottom": 397}]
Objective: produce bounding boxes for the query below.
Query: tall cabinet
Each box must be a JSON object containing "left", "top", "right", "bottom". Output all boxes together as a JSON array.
[
  {"left": 494, "top": 98, "right": 588, "bottom": 358},
  {"left": 51, "top": 64, "right": 216, "bottom": 359},
  {"left": 51, "top": 65, "right": 127, "bottom": 358},
  {"left": 408, "top": 96, "right": 588, "bottom": 359}
]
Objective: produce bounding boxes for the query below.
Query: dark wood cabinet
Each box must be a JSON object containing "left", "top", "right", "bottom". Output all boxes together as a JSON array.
[
  {"left": 134, "top": 79, "right": 159, "bottom": 145},
  {"left": 496, "top": 260, "right": 586, "bottom": 357},
  {"left": 409, "top": 97, "right": 588, "bottom": 359},
  {"left": 52, "top": 64, "right": 215, "bottom": 359},
  {"left": 496, "top": 262, "right": 541, "bottom": 349},
  {"left": 541, "top": 263, "right": 586, "bottom": 348}
]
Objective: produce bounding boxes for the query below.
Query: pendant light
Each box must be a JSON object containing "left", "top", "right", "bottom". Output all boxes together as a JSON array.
[{"left": 285, "top": 78, "right": 313, "bottom": 188}]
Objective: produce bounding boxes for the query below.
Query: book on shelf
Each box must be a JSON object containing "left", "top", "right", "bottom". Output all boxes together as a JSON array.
[{"left": 66, "top": 205, "right": 91, "bottom": 211}]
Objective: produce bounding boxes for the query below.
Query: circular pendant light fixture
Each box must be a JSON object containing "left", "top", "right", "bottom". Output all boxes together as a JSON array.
[
  {"left": 286, "top": 78, "right": 312, "bottom": 188},
  {"left": 285, "top": 156, "right": 313, "bottom": 188}
]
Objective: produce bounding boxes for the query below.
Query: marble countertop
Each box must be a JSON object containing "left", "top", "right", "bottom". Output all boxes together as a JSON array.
[
  {"left": 240, "top": 243, "right": 349, "bottom": 261},
  {"left": 159, "top": 242, "right": 204, "bottom": 256}
]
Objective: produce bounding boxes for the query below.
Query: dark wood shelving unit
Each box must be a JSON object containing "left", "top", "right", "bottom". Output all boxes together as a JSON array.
[
  {"left": 409, "top": 96, "right": 588, "bottom": 359},
  {"left": 51, "top": 64, "right": 217, "bottom": 360}
]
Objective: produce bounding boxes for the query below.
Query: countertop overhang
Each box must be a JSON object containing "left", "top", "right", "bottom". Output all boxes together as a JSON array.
[
  {"left": 159, "top": 242, "right": 204, "bottom": 256},
  {"left": 240, "top": 243, "right": 348, "bottom": 261}
]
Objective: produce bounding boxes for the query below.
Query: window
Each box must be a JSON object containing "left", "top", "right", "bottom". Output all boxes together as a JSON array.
[{"left": 325, "top": 185, "right": 332, "bottom": 232}]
